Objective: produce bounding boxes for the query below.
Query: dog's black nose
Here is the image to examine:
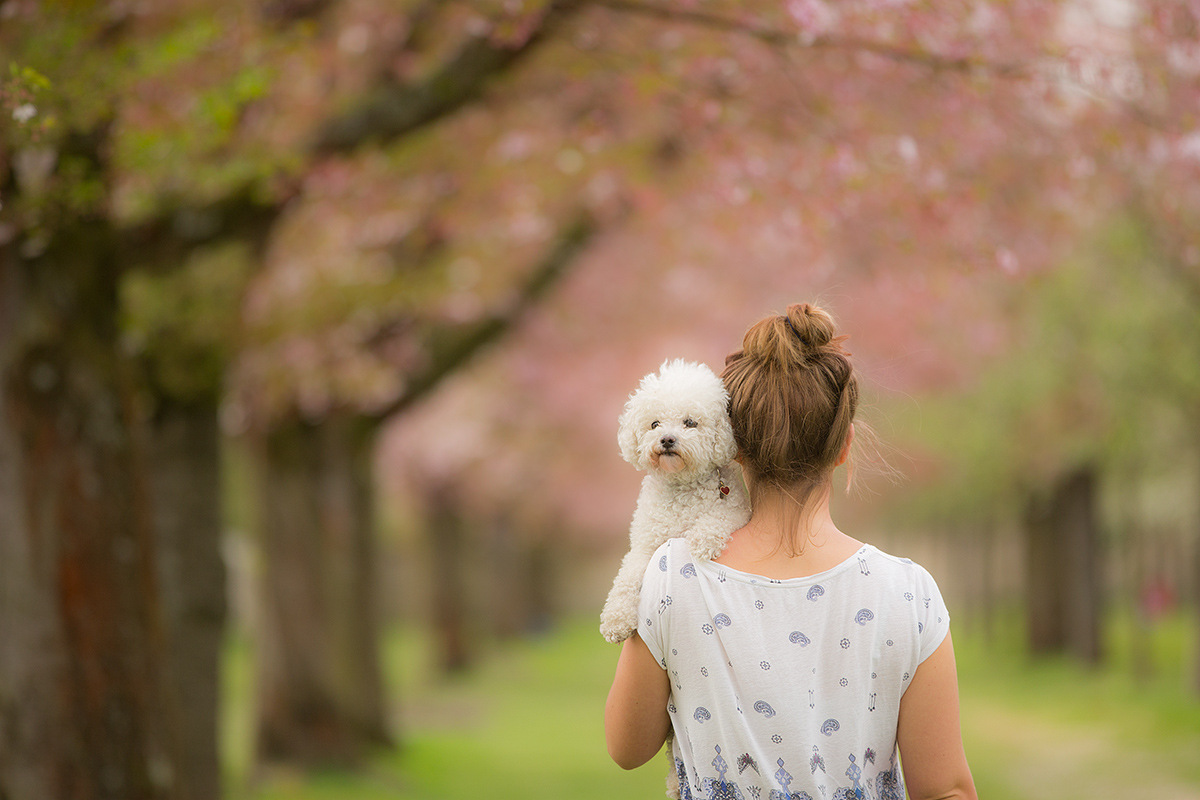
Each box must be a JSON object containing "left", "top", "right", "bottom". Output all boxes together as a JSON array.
[{"left": 660, "top": 434, "right": 676, "bottom": 448}]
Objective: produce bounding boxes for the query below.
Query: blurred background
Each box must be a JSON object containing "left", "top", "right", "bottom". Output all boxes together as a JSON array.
[{"left": 1, "top": 1, "right": 1199, "bottom": 798}]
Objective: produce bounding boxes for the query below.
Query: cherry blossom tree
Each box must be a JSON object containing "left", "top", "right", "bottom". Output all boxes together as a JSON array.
[{"left": 3, "top": 0, "right": 1199, "bottom": 796}]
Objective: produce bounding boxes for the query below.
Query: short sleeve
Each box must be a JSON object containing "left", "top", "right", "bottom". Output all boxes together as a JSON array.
[
  {"left": 635, "top": 541, "right": 673, "bottom": 669},
  {"left": 914, "top": 564, "right": 951, "bottom": 664}
]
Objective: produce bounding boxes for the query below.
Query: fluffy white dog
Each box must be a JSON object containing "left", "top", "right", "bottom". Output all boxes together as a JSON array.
[{"left": 600, "top": 358, "right": 751, "bottom": 645}]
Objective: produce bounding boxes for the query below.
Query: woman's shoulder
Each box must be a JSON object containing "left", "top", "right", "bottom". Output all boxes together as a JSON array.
[
  {"left": 860, "top": 544, "right": 942, "bottom": 589},
  {"left": 863, "top": 544, "right": 916, "bottom": 567}
]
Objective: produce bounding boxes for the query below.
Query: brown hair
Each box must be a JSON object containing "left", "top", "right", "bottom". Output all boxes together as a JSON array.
[{"left": 722, "top": 302, "right": 859, "bottom": 552}]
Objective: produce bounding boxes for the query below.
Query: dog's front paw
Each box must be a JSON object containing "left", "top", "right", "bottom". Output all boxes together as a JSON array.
[
  {"left": 688, "top": 534, "right": 730, "bottom": 562},
  {"left": 599, "top": 616, "right": 636, "bottom": 644},
  {"left": 599, "top": 602, "right": 639, "bottom": 644}
]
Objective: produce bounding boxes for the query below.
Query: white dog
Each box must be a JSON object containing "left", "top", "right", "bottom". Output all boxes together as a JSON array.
[{"left": 600, "top": 359, "right": 752, "bottom": 645}]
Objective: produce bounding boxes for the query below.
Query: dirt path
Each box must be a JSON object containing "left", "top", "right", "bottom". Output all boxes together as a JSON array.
[{"left": 961, "top": 694, "right": 1200, "bottom": 800}]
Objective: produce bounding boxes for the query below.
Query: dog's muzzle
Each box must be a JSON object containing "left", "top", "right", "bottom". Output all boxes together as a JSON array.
[{"left": 652, "top": 434, "right": 687, "bottom": 473}]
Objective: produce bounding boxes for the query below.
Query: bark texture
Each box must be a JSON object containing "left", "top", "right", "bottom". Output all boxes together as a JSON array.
[{"left": 0, "top": 232, "right": 171, "bottom": 800}]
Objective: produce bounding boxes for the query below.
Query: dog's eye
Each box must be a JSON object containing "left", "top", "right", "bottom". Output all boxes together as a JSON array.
[
  {"left": 650, "top": 421, "right": 660, "bottom": 429},
  {"left": 684, "top": 418, "right": 698, "bottom": 428}
]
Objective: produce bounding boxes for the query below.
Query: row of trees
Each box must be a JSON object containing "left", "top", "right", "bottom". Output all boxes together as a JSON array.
[
  {"left": 2, "top": 3, "right": 601, "bottom": 798},
  {"left": 2, "top": 1, "right": 1198, "bottom": 799},
  {"left": 885, "top": 217, "right": 1200, "bottom": 680}
]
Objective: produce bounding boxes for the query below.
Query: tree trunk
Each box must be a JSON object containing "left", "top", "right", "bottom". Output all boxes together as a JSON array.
[
  {"left": 523, "top": 538, "right": 557, "bottom": 635},
  {"left": 1024, "top": 486, "right": 1066, "bottom": 655},
  {"left": 145, "top": 401, "right": 226, "bottom": 800},
  {"left": 484, "top": 517, "right": 556, "bottom": 639},
  {"left": 316, "top": 415, "right": 388, "bottom": 747},
  {"left": 427, "top": 484, "right": 474, "bottom": 673},
  {"left": 253, "top": 415, "right": 389, "bottom": 766},
  {"left": 1060, "top": 469, "right": 1104, "bottom": 665},
  {"left": 485, "top": 515, "right": 525, "bottom": 640},
  {"left": 0, "top": 234, "right": 171, "bottom": 800},
  {"left": 1023, "top": 466, "right": 1104, "bottom": 664}
]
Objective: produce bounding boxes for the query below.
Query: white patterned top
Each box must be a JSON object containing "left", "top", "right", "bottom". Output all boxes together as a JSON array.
[{"left": 637, "top": 538, "right": 950, "bottom": 800}]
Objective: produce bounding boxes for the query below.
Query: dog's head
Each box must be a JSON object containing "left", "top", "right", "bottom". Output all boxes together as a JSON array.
[{"left": 617, "top": 359, "right": 738, "bottom": 479}]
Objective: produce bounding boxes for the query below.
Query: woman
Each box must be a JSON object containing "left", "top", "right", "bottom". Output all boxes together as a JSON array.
[{"left": 605, "top": 303, "right": 976, "bottom": 800}]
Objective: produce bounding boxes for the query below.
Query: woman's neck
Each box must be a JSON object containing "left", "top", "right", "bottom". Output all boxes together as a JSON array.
[{"left": 713, "top": 486, "right": 862, "bottom": 580}]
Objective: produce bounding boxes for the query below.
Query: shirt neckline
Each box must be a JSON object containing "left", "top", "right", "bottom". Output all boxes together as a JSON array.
[{"left": 694, "top": 543, "right": 872, "bottom": 588}]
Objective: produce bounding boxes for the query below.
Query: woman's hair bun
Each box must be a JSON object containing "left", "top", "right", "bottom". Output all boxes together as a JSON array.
[
  {"left": 783, "top": 302, "right": 836, "bottom": 349},
  {"left": 730, "top": 301, "right": 841, "bottom": 370}
]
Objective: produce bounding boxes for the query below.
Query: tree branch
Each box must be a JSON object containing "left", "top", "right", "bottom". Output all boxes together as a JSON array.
[
  {"left": 119, "top": 2, "right": 582, "bottom": 267},
  {"left": 377, "top": 212, "right": 595, "bottom": 420},
  {"left": 310, "top": 35, "right": 526, "bottom": 155},
  {"left": 590, "top": 0, "right": 1029, "bottom": 77},
  {"left": 260, "top": 0, "right": 333, "bottom": 25},
  {"left": 311, "top": 1, "right": 577, "bottom": 155},
  {"left": 118, "top": 184, "right": 282, "bottom": 271}
]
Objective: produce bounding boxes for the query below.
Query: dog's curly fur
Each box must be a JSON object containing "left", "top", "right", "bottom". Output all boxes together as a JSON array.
[{"left": 600, "top": 359, "right": 751, "bottom": 644}]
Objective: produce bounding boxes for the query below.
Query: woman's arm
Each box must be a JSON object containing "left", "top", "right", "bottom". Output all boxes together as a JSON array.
[
  {"left": 896, "top": 631, "right": 978, "bottom": 800},
  {"left": 604, "top": 632, "right": 671, "bottom": 770}
]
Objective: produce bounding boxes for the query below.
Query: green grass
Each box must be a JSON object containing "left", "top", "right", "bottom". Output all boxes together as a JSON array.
[
  {"left": 953, "top": 607, "right": 1200, "bottom": 799},
  {"left": 224, "top": 611, "right": 1200, "bottom": 800},
  {"left": 375, "top": 624, "right": 667, "bottom": 800},
  {"left": 223, "top": 622, "right": 667, "bottom": 799}
]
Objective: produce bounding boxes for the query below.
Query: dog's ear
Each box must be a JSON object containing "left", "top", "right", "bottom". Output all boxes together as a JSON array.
[
  {"left": 618, "top": 369, "right": 662, "bottom": 469},
  {"left": 713, "top": 412, "right": 738, "bottom": 466},
  {"left": 616, "top": 405, "right": 644, "bottom": 468}
]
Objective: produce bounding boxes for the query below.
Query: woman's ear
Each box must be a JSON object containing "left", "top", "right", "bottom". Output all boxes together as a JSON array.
[{"left": 835, "top": 423, "right": 855, "bottom": 468}]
